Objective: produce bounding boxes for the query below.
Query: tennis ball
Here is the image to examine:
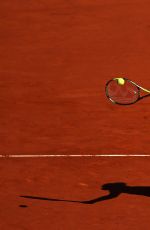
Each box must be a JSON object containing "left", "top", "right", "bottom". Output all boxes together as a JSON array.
[{"left": 117, "top": 78, "right": 125, "bottom": 85}]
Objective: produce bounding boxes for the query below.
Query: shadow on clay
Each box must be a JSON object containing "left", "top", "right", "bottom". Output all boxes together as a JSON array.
[{"left": 20, "top": 182, "right": 150, "bottom": 205}]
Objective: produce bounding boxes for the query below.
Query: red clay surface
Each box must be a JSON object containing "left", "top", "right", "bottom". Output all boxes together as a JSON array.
[
  {"left": 1, "top": 158, "right": 150, "bottom": 229},
  {"left": 0, "top": 0, "right": 150, "bottom": 229}
]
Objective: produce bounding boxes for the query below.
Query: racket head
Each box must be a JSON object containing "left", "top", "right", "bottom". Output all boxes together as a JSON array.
[{"left": 105, "top": 78, "right": 140, "bottom": 105}]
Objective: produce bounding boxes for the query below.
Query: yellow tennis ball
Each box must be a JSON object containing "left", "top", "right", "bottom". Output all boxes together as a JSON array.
[{"left": 117, "top": 78, "right": 125, "bottom": 85}]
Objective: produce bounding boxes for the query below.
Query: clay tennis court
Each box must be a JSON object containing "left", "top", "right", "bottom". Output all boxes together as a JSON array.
[{"left": 1, "top": 0, "right": 150, "bottom": 229}]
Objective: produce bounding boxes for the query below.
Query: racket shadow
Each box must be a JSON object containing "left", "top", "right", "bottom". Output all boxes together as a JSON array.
[{"left": 20, "top": 182, "right": 150, "bottom": 205}]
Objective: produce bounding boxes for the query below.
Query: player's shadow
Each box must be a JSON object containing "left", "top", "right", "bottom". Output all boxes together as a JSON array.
[{"left": 20, "top": 182, "right": 150, "bottom": 204}]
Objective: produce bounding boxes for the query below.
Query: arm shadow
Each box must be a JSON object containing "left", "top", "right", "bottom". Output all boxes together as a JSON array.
[{"left": 20, "top": 182, "right": 150, "bottom": 205}]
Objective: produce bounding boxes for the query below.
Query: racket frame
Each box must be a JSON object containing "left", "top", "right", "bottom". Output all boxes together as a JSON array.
[{"left": 105, "top": 78, "right": 150, "bottom": 105}]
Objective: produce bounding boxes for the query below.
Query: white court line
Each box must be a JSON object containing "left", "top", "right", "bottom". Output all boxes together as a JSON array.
[{"left": 0, "top": 154, "right": 150, "bottom": 158}]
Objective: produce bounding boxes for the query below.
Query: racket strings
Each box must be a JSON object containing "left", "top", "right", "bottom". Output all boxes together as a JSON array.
[{"left": 106, "top": 79, "right": 139, "bottom": 104}]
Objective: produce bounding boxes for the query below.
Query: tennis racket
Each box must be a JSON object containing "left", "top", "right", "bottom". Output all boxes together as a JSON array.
[{"left": 105, "top": 77, "right": 150, "bottom": 105}]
